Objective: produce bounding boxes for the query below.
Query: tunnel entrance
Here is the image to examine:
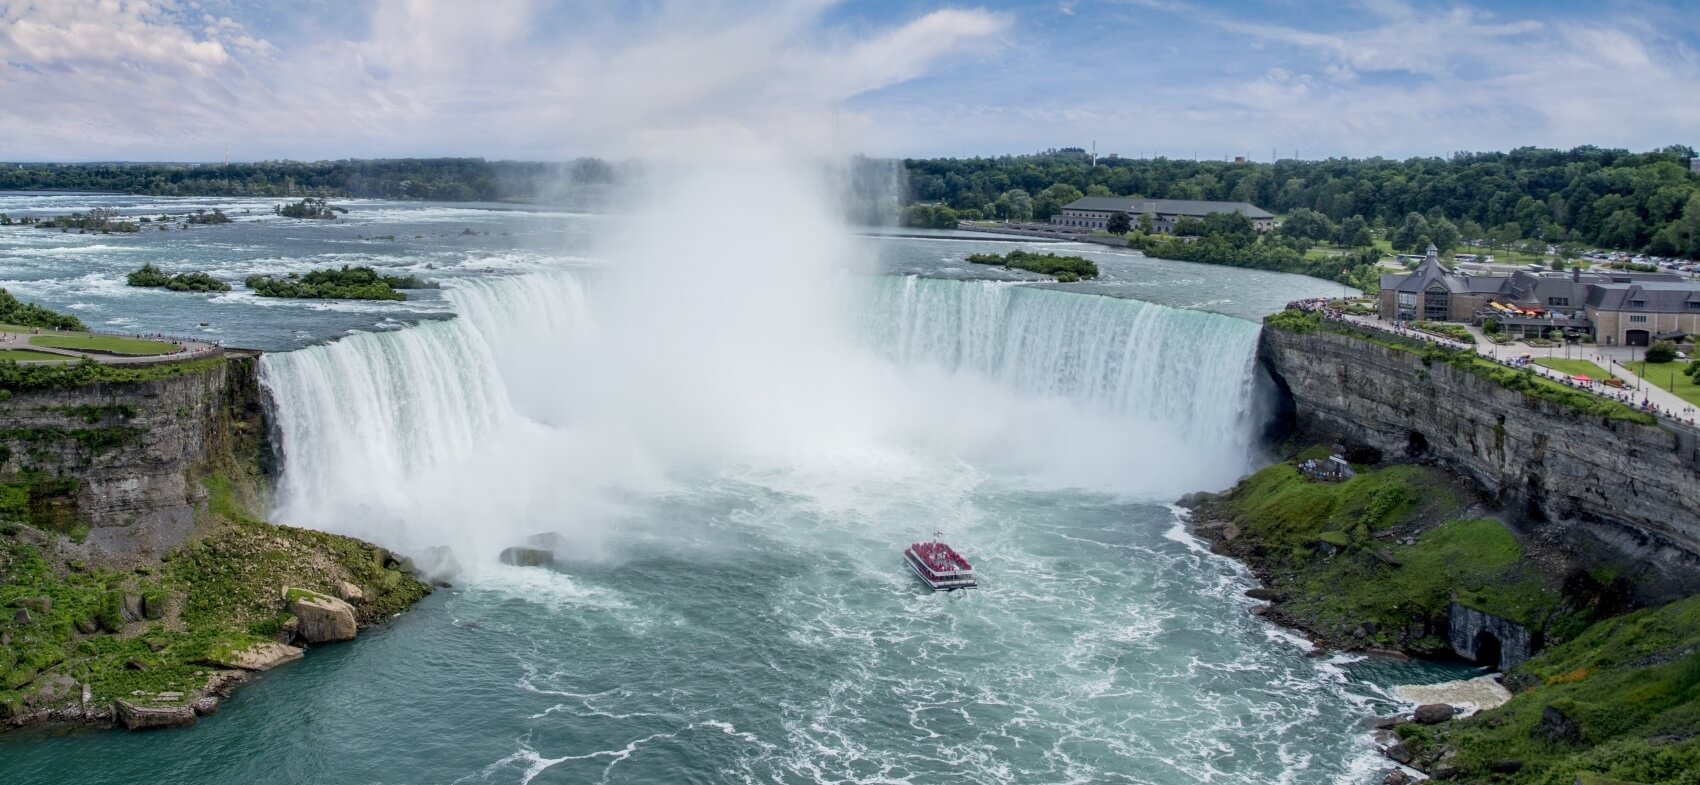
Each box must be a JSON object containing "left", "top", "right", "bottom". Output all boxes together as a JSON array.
[
  {"left": 1406, "top": 430, "right": 1429, "bottom": 458},
  {"left": 1473, "top": 630, "right": 1503, "bottom": 670}
]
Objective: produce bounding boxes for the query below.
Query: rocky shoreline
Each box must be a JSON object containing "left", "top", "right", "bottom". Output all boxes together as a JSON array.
[
  {"left": 2, "top": 518, "right": 429, "bottom": 732},
  {"left": 1177, "top": 448, "right": 1700, "bottom": 784},
  {"left": 1183, "top": 462, "right": 1557, "bottom": 781}
]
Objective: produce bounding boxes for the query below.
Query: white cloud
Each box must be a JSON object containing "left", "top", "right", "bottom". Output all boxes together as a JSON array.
[
  {"left": 0, "top": 0, "right": 1009, "bottom": 160},
  {"left": 868, "top": 0, "right": 1699, "bottom": 159}
]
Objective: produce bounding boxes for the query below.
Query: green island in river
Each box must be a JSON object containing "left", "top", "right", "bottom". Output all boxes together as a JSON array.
[{"left": 244, "top": 265, "right": 434, "bottom": 302}]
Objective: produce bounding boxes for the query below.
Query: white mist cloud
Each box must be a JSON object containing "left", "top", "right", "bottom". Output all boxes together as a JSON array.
[{"left": 0, "top": 0, "right": 1008, "bottom": 160}]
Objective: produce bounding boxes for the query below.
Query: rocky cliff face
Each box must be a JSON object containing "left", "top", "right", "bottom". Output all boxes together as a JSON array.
[
  {"left": 1258, "top": 328, "right": 1700, "bottom": 599},
  {"left": 0, "top": 354, "right": 266, "bottom": 562}
]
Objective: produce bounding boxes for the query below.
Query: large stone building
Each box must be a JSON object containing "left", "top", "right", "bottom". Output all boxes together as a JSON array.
[
  {"left": 1380, "top": 244, "right": 1700, "bottom": 345},
  {"left": 1049, "top": 197, "right": 1275, "bottom": 233}
]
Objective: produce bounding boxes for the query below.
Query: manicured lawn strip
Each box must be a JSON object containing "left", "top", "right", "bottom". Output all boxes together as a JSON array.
[
  {"left": 30, "top": 334, "right": 179, "bottom": 356},
  {"left": 0, "top": 350, "right": 74, "bottom": 363},
  {"left": 1627, "top": 360, "right": 1700, "bottom": 408},
  {"left": 1536, "top": 358, "right": 1616, "bottom": 381}
]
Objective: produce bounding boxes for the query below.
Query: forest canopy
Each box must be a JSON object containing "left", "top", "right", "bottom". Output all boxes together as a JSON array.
[{"left": 903, "top": 145, "right": 1700, "bottom": 258}]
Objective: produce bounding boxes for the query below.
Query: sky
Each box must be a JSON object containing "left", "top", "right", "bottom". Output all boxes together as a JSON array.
[{"left": 1, "top": 0, "right": 1697, "bottom": 162}]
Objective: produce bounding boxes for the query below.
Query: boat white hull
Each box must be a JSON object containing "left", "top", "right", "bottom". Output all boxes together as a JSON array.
[{"left": 905, "top": 549, "right": 977, "bottom": 591}]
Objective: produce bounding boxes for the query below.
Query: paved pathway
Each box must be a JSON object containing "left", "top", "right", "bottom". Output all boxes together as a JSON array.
[{"left": 0, "top": 330, "right": 222, "bottom": 365}]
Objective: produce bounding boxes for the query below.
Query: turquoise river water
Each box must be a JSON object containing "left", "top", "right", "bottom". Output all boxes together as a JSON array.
[{"left": 0, "top": 191, "right": 1471, "bottom": 785}]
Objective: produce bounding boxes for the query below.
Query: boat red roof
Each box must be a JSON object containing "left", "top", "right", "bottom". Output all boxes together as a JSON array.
[{"left": 910, "top": 541, "right": 972, "bottom": 571}]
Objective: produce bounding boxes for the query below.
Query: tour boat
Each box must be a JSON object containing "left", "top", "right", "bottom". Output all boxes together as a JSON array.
[{"left": 905, "top": 534, "right": 978, "bottom": 591}]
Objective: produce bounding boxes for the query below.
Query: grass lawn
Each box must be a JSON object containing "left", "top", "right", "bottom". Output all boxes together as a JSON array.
[
  {"left": 1535, "top": 357, "right": 1616, "bottom": 381},
  {"left": 0, "top": 349, "right": 74, "bottom": 363},
  {"left": 30, "top": 334, "right": 178, "bottom": 356},
  {"left": 1627, "top": 360, "right": 1700, "bottom": 407}
]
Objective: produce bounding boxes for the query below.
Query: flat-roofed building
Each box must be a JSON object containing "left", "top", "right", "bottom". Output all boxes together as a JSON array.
[{"left": 1049, "top": 197, "right": 1275, "bottom": 233}]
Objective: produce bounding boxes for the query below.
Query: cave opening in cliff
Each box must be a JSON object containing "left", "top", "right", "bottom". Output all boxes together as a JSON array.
[
  {"left": 1406, "top": 430, "right": 1429, "bottom": 457},
  {"left": 1473, "top": 630, "right": 1504, "bottom": 670}
]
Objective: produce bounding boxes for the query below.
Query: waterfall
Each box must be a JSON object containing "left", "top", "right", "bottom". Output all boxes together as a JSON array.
[
  {"left": 260, "top": 270, "right": 1265, "bottom": 560},
  {"left": 863, "top": 275, "right": 1261, "bottom": 455}
]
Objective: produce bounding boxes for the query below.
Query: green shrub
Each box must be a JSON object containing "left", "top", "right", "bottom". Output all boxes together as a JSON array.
[
  {"left": 125, "top": 263, "right": 171, "bottom": 287},
  {"left": 163, "top": 272, "right": 230, "bottom": 292},
  {"left": 0, "top": 288, "right": 83, "bottom": 331},
  {"left": 1413, "top": 321, "right": 1472, "bottom": 341},
  {"left": 1265, "top": 308, "right": 1322, "bottom": 333},
  {"left": 1645, "top": 340, "right": 1677, "bottom": 364}
]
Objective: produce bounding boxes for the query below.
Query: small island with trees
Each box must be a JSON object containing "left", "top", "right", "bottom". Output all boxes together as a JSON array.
[
  {"left": 274, "top": 198, "right": 347, "bottom": 220},
  {"left": 126, "top": 263, "right": 232, "bottom": 292},
  {"left": 967, "top": 250, "right": 1100, "bottom": 282},
  {"left": 244, "top": 265, "right": 433, "bottom": 301}
]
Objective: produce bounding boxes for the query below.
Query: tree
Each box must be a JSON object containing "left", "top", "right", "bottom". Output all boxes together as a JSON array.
[
  {"left": 1459, "top": 219, "right": 1485, "bottom": 245},
  {"left": 1391, "top": 212, "right": 1431, "bottom": 253},
  {"left": 901, "top": 204, "right": 959, "bottom": 229},
  {"left": 1599, "top": 209, "right": 1646, "bottom": 250},
  {"left": 1172, "top": 216, "right": 1206, "bottom": 236},
  {"left": 1646, "top": 340, "right": 1678, "bottom": 364},
  {"left": 1428, "top": 217, "right": 1461, "bottom": 255},
  {"left": 1106, "top": 212, "right": 1131, "bottom": 235},
  {"left": 1032, "top": 183, "right": 1083, "bottom": 222},
  {"left": 126, "top": 263, "right": 171, "bottom": 287},
  {"left": 1085, "top": 184, "right": 1114, "bottom": 197},
  {"left": 1549, "top": 258, "right": 1567, "bottom": 271},
  {"left": 1337, "top": 215, "right": 1372, "bottom": 247},
  {"left": 995, "top": 189, "right": 1034, "bottom": 222},
  {"left": 1137, "top": 212, "right": 1156, "bottom": 233},
  {"left": 1280, "top": 208, "right": 1336, "bottom": 243},
  {"left": 1490, "top": 222, "right": 1523, "bottom": 257}
]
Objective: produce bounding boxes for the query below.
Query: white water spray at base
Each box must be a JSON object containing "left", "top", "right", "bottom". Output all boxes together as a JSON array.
[{"left": 259, "top": 165, "right": 1268, "bottom": 568}]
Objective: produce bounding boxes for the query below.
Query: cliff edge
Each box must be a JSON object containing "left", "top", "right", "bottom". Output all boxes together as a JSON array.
[
  {"left": 1258, "top": 323, "right": 1700, "bottom": 599},
  {"left": 0, "top": 355, "right": 427, "bottom": 730}
]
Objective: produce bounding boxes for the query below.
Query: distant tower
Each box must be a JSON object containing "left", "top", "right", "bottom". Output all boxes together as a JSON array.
[{"left": 1091, "top": 140, "right": 1097, "bottom": 167}]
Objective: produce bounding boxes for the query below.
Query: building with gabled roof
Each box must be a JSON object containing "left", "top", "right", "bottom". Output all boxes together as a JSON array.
[{"left": 1378, "top": 245, "right": 1700, "bottom": 345}]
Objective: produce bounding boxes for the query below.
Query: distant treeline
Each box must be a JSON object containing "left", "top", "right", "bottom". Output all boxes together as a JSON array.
[
  {"left": 903, "top": 145, "right": 1700, "bottom": 259},
  {"left": 0, "top": 158, "right": 619, "bottom": 202},
  {"left": 9, "top": 146, "right": 1700, "bottom": 257}
]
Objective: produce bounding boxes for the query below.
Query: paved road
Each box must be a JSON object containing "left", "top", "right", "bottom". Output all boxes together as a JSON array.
[{"left": 0, "top": 331, "right": 222, "bottom": 365}]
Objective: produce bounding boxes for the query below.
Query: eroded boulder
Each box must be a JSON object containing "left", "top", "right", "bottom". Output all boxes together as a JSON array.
[
  {"left": 1385, "top": 740, "right": 1414, "bottom": 764},
  {"left": 499, "top": 546, "right": 555, "bottom": 569},
  {"left": 208, "top": 641, "right": 304, "bottom": 672},
  {"left": 1537, "top": 703, "right": 1585, "bottom": 745},
  {"left": 115, "top": 700, "right": 196, "bottom": 730},
  {"left": 1413, "top": 703, "right": 1455, "bottom": 725},
  {"left": 334, "top": 581, "right": 365, "bottom": 604},
  {"left": 283, "top": 588, "right": 357, "bottom": 644}
]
